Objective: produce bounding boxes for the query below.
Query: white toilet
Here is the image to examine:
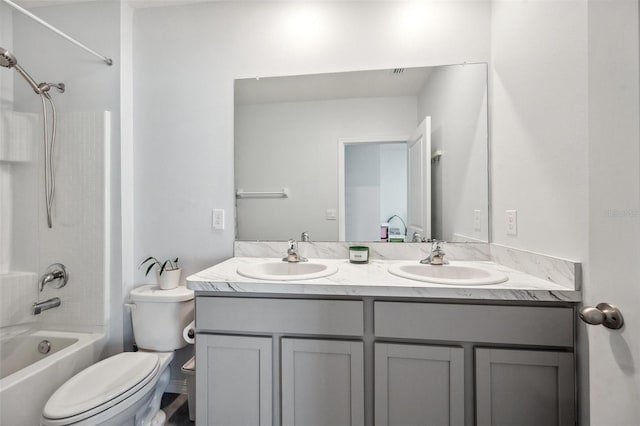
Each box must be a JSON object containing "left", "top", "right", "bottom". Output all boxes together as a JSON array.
[{"left": 41, "top": 285, "right": 194, "bottom": 426}]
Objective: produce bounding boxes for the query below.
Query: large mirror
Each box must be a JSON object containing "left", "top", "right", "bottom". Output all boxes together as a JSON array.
[{"left": 235, "top": 63, "right": 489, "bottom": 243}]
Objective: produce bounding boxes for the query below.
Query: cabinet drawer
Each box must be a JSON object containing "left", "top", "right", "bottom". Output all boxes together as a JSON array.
[
  {"left": 375, "top": 302, "right": 573, "bottom": 347},
  {"left": 197, "top": 297, "right": 364, "bottom": 336}
]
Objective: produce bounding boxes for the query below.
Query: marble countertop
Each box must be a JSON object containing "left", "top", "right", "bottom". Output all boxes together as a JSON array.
[{"left": 187, "top": 257, "right": 581, "bottom": 302}]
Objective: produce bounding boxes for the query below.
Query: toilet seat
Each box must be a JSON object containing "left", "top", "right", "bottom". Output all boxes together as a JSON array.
[{"left": 42, "top": 352, "right": 160, "bottom": 424}]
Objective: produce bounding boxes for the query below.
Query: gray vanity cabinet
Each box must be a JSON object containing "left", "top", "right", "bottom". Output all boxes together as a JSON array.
[
  {"left": 195, "top": 297, "right": 365, "bottom": 426},
  {"left": 195, "top": 334, "right": 272, "bottom": 425},
  {"left": 374, "top": 301, "right": 576, "bottom": 426},
  {"left": 375, "top": 343, "right": 465, "bottom": 426},
  {"left": 195, "top": 296, "right": 576, "bottom": 426},
  {"left": 475, "top": 348, "right": 575, "bottom": 426},
  {"left": 281, "top": 338, "right": 364, "bottom": 426}
]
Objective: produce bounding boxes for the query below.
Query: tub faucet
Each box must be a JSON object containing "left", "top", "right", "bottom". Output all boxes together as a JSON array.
[
  {"left": 420, "top": 240, "right": 448, "bottom": 265},
  {"left": 283, "top": 239, "right": 308, "bottom": 263},
  {"left": 33, "top": 297, "right": 61, "bottom": 315}
]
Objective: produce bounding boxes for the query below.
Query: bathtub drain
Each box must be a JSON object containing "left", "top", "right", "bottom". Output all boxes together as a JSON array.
[{"left": 38, "top": 340, "right": 52, "bottom": 354}]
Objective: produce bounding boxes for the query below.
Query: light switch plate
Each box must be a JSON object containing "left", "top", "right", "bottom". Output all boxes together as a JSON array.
[
  {"left": 326, "top": 209, "right": 337, "bottom": 220},
  {"left": 506, "top": 209, "right": 517, "bottom": 235}
]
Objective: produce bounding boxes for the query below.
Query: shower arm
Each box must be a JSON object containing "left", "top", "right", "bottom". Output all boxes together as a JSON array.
[{"left": 2, "top": 0, "right": 113, "bottom": 66}]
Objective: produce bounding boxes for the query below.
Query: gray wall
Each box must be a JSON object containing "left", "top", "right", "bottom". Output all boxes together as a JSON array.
[
  {"left": 417, "top": 64, "right": 488, "bottom": 242},
  {"left": 236, "top": 96, "right": 415, "bottom": 241}
]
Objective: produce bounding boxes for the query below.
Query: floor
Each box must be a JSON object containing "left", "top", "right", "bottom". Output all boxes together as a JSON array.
[{"left": 161, "top": 393, "right": 194, "bottom": 425}]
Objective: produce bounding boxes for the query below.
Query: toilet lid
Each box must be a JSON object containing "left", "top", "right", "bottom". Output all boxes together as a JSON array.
[{"left": 43, "top": 352, "right": 160, "bottom": 420}]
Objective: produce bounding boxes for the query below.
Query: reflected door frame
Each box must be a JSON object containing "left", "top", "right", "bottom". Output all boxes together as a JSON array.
[{"left": 337, "top": 135, "right": 408, "bottom": 241}]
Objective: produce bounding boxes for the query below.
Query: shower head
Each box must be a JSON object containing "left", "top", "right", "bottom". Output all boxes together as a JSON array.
[
  {"left": 0, "top": 47, "right": 45, "bottom": 94},
  {"left": 0, "top": 47, "right": 18, "bottom": 68}
]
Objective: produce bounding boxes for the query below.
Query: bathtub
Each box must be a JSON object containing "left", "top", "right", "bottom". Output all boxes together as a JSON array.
[{"left": 0, "top": 328, "right": 106, "bottom": 426}]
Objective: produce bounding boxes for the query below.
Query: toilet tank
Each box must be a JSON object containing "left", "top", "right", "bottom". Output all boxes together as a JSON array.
[{"left": 129, "top": 284, "right": 194, "bottom": 351}]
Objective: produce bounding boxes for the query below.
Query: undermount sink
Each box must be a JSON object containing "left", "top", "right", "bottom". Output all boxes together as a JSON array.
[
  {"left": 388, "top": 262, "right": 509, "bottom": 286},
  {"left": 237, "top": 261, "right": 338, "bottom": 281}
]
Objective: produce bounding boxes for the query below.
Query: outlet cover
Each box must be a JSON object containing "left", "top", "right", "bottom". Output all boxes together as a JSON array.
[
  {"left": 506, "top": 209, "right": 517, "bottom": 236},
  {"left": 212, "top": 209, "right": 225, "bottom": 230},
  {"left": 473, "top": 210, "right": 481, "bottom": 232}
]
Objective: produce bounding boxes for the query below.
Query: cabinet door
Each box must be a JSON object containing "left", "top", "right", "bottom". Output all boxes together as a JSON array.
[
  {"left": 475, "top": 348, "right": 575, "bottom": 426},
  {"left": 196, "top": 334, "right": 272, "bottom": 426},
  {"left": 281, "top": 338, "right": 364, "bottom": 426},
  {"left": 375, "top": 343, "right": 465, "bottom": 426}
]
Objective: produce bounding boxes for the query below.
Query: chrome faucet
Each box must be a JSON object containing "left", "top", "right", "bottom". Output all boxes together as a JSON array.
[
  {"left": 420, "top": 240, "right": 448, "bottom": 265},
  {"left": 33, "top": 297, "right": 61, "bottom": 315},
  {"left": 412, "top": 232, "right": 427, "bottom": 242},
  {"left": 283, "top": 239, "right": 308, "bottom": 263},
  {"left": 39, "top": 263, "right": 68, "bottom": 292},
  {"left": 301, "top": 231, "right": 311, "bottom": 242}
]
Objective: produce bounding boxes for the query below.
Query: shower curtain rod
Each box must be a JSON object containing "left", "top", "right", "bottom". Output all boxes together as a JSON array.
[{"left": 2, "top": 0, "right": 113, "bottom": 66}]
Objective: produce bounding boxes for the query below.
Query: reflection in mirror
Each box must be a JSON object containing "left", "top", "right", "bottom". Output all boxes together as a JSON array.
[{"left": 235, "top": 63, "right": 488, "bottom": 243}]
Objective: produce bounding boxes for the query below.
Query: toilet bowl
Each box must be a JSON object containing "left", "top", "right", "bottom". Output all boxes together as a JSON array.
[{"left": 42, "top": 285, "right": 194, "bottom": 426}]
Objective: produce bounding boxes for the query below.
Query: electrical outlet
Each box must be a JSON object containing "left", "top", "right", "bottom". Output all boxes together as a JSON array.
[
  {"left": 212, "top": 209, "right": 225, "bottom": 230},
  {"left": 506, "top": 209, "right": 517, "bottom": 235},
  {"left": 473, "top": 210, "right": 481, "bottom": 232}
]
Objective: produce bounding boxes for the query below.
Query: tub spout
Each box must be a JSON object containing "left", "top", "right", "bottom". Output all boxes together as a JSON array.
[{"left": 33, "top": 297, "right": 61, "bottom": 315}]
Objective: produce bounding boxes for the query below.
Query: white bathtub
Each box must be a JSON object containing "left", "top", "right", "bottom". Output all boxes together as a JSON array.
[{"left": 0, "top": 328, "right": 106, "bottom": 426}]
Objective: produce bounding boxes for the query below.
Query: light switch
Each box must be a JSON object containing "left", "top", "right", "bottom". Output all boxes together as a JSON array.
[
  {"left": 212, "top": 209, "right": 225, "bottom": 230},
  {"left": 326, "top": 209, "right": 337, "bottom": 220},
  {"left": 506, "top": 210, "right": 517, "bottom": 235}
]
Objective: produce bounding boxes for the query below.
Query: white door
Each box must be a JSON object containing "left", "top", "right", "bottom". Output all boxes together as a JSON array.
[
  {"left": 585, "top": 2, "right": 640, "bottom": 424},
  {"left": 407, "top": 117, "right": 431, "bottom": 240}
]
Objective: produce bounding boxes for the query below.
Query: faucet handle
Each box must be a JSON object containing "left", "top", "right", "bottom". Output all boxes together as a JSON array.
[{"left": 39, "top": 263, "right": 68, "bottom": 292}]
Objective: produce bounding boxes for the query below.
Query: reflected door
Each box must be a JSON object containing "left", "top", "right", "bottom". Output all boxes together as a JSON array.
[{"left": 407, "top": 117, "right": 431, "bottom": 240}]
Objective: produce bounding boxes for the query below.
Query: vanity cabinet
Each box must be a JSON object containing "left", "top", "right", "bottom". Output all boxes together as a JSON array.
[
  {"left": 281, "top": 338, "right": 364, "bottom": 426},
  {"left": 375, "top": 301, "right": 576, "bottom": 426},
  {"left": 195, "top": 297, "right": 365, "bottom": 426},
  {"left": 195, "top": 296, "right": 576, "bottom": 426},
  {"left": 195, "top": 334, "right": 272, "bottom": 425},
  {"left": 475, "top": 348, "right": 575, "bottom": 426},
  {"left": 374, "top": 343, "right": 465, "bottom": 426}
]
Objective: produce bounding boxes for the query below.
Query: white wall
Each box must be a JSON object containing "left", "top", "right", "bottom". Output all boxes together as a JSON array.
[
  {"left": 417, "top": 63, "right": 488, "bottom": 241},
  {"left": 379, "top": 142, "right": 407, "bottom": 231},
  {"left": 489, "top": 0, "right": 589, "bottom": 259},
  {"left": 345, "top": 143, "right": 382, "bottom": 241},
  {"left": 131, "top": 0, "right": 492, "bottom": 283},
  {"left": 236, "top": 96, "right": 415, "bottom": 241}
]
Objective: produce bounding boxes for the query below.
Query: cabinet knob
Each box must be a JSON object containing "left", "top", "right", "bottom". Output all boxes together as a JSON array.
[{"left": 579, "top": 302, "right": 624, "bottom": 329}]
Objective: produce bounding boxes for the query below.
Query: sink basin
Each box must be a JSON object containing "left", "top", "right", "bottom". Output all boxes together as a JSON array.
[
  {"left": 237, "top": 261, "right": 338, "bottom": 281},
  {"left": 388, "top": 262, "right": 508, "bottom": 286}
]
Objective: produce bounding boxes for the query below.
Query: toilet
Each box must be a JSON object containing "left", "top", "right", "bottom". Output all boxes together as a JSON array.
[{"left": 41, "top": 285, "right": 194, "bottom": 426}]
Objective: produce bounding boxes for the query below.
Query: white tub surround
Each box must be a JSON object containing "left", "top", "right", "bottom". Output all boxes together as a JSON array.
[{"left": 188, "top": 257, "right": 580, "bottom": 302}]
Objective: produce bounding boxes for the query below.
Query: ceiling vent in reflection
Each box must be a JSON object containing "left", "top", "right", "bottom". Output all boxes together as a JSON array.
[{"left": 392, "top": 68, "right": 405, "bottom": 74}]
